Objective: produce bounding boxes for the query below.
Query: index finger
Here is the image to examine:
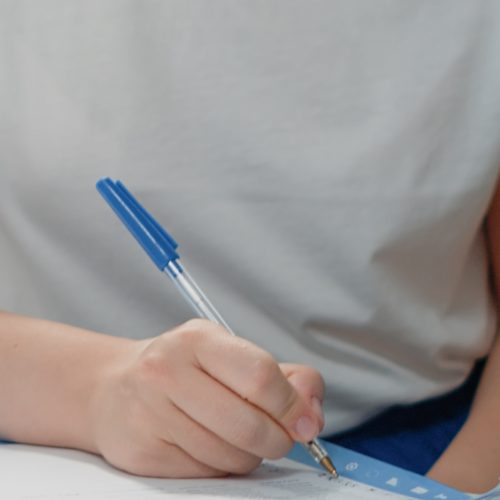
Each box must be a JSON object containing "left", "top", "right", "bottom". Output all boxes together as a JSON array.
[{"left": 192, "top": 321, "right": 322, "bottom": 443}]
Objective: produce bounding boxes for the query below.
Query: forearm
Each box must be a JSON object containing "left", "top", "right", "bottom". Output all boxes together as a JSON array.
[
  {"left": 0, "top": 310, "right": 133, "bottom": 452},
  {"left": 427, "top": 331, "right": 500, "bottom": 493}
]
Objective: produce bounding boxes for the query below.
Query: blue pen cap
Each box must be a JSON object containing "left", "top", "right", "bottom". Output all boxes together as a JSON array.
[{"left": 96, "top": 177, "right": 179, "bottom": 271}]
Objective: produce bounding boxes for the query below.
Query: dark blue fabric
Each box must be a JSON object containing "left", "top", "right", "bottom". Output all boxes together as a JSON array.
[{"left": 328, "top": 360, "right": 484, "bottom": 475}]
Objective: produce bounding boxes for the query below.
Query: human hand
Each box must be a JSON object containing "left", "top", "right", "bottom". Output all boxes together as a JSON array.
[{"left": 89, "top": 319, "right": 325, "bottom": 478}]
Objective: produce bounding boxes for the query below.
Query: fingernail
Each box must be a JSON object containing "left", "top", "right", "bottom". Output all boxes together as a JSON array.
[
  {"left": 311, "top": 396, "right": 325, "bottom": 429},
  {"left": 294, "top": 416, "right": 318, "bottom": 441}
]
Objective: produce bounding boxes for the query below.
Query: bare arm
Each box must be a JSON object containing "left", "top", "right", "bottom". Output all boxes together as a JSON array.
[
  {"left": 0, "top": 311, "right": 131, "bottom": 451},
  {"left": 427, "top": 183, "right": 500, "bottom": 493}
]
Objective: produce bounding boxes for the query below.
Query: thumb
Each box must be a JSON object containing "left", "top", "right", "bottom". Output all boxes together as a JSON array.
[{"left": 280, "top": 363, "right": 325, "bottom": 432}]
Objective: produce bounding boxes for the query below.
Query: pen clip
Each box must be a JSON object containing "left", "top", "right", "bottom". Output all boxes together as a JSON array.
[{"left": 96, "top": 177, "right": 179, "bottom": 271}]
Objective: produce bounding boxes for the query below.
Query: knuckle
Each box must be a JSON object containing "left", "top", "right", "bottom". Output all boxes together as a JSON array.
[
  {"left": 244, "top": 354, "right": 279, "bottom": 401},
  {"left": 181, "top": 318, "right": 212, "bottom": 336},
  {"left": 181, "top": 318, "right": 231, "bottom": 339},
  {"left": 307, "top": 368, "right": 325, "bottom": 394},
  {"left": 170, "top": 321, "right": 208, "bottom": 350},
  {"left": 136, "top": 349, "right": 168, "bottom": 382},
  {"left": 173, "top": 327, "right": 199, "bottom": 350},
  {"left": 133, "top": 348, "right": 177, "bottom": 394}
]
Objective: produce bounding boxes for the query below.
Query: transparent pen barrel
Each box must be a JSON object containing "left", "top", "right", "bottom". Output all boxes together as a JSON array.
[
  {"left": 165, "top": 261, "right": 236, "bottom": 336},
  {"left": 165, "top": 260, "right": 337, "bottom": 477}
]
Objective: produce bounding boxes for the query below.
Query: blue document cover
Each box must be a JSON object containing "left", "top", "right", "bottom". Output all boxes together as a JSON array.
[{"left": 288, "top": 440, "right": 500, "bottom": 499}]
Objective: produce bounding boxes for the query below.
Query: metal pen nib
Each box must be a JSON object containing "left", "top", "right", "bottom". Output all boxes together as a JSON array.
[
  {"left": 320, "top": 455, "right": 339, "bottom": 478},
  {"left": 304, "top": 439, "right": 339, "bottom": 478}
]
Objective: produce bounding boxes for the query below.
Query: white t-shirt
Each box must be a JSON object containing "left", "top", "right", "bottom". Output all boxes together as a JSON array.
[{"left": 1, "top": 1, "right": 499, "bottom": 434}]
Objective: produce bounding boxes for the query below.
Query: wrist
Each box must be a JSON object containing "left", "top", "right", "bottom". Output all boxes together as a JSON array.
[{"left": 86, "top": 336, "right": 148, "bottom": 455}]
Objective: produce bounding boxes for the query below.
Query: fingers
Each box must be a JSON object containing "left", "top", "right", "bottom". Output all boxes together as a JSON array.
[
  {"left": 280, "top": 363, "right": 325, "bottom": 431},
  {"left": 167, "top": 366, "right": 294, "bottom": 460},
  {"left": 103, "top": 319, "right": 325, "bottom": 478},
  {"left": 118, "top": 440, "right": 226, "bottom": 479},
  {"left": 135, "top": 340, "right": 293, "bottom": 460},
  {"left": 98, "top": 412, "right": 226, "bottom": 479},
  {"left": 279, "top": 364, "right": 325, "bottom": 401},
  {"left": 182, "top": 320, "right": 323, "bottom": 443},
  {"left": 161, "top": 400, "right": 263, "bottom": 475}
]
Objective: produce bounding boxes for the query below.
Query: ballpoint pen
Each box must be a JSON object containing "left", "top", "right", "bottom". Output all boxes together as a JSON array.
[{"left": 96, "top": 177, "right": 339, "bottom": 479}]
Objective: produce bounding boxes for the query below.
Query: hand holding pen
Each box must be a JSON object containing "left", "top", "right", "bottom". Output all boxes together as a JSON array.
[{"left": 96, "top": 177, "right": 338, "bottom": 478}]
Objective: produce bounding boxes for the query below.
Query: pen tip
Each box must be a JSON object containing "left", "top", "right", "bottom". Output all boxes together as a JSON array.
[{"left": 320, "top": 456, "right": 339, "bottom": 479}]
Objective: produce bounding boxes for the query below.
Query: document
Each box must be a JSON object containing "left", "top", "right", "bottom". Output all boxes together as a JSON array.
[
  {"left": 2, "top": 443, "right": 499, "bottom": 499},
  {"left": 0, "top": 444, "right": 410, "bottom": 499}
]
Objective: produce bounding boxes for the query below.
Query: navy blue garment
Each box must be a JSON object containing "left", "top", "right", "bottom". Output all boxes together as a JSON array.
[{"left": 328, "top": 360, "right": 485, "bottom": 475}]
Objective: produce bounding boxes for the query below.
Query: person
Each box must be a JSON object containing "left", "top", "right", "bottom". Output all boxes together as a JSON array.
[{"left": 1, "top": 1, "right": 499, "bottom": 494}]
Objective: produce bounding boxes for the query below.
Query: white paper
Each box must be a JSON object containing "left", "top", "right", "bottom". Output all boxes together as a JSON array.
[{"left": 0, "top": 444, "right": 413, "bottom": 499}]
